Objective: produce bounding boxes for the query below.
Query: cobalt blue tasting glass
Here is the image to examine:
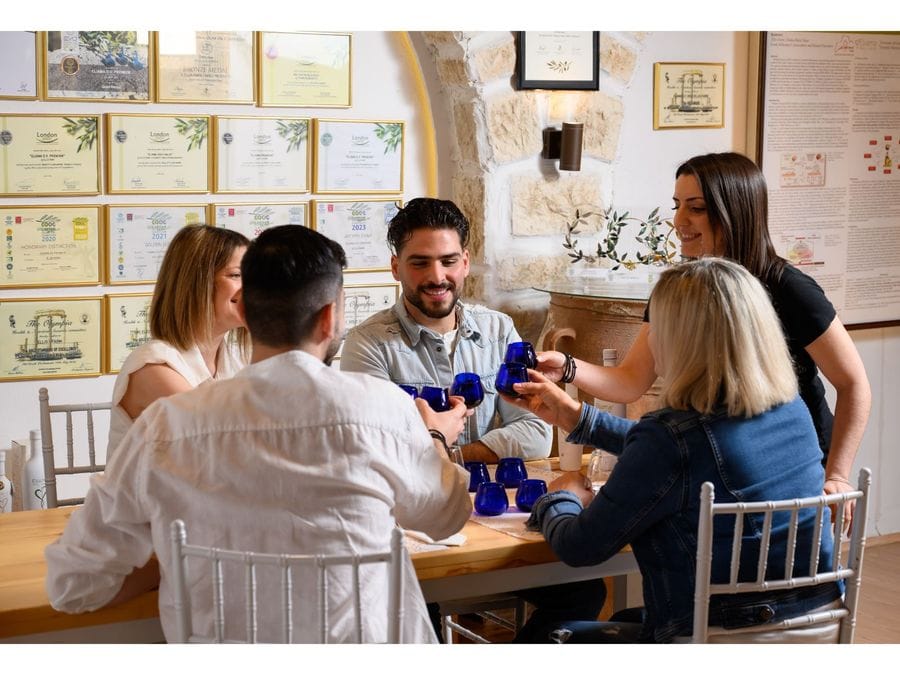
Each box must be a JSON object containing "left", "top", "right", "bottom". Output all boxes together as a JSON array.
[
  {"left": 515, "top": 478, "right": 547, "bottom": 512},
  {"left": 464, "top": 461, "right": 490, "bottom": 492},
  {"left": 474, "top": 481, "right": 509, "bottom": 516},
  {"left": 495, "top": 456, "right": 527, "bottom": 489},
  {"left": 419, "top": 385, "right": 450, "bottom": 412},
  {"left": 504, "top": 341, "right": 537, "bottom": 369},
  {"left": 398, "top": 384, "right": 419, "bottom": 399},
  {"left": 495, "top": 363, "right": 528, "bottom": 397},
  {"left": 450, "top": 373, "right": 485, "bottom": 409}
]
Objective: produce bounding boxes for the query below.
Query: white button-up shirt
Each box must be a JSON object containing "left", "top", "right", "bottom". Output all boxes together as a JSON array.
[{"left": 46, "top": 349, "right": 471, "bottom": 643}]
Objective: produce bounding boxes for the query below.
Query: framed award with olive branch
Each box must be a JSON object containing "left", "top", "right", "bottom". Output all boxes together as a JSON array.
[
  {"left": 42, "top": 31, "right": 152, "bottom": 102},
  {"left": 0, "top": 296, "right": 103, "bottom": 382},
  {"left": 313, "top": 119, "right": 404, "bottom": 194},
  {"left": 0, "top": 114, "right": 101, "bottom": 196},
  {"left": 213, "top": 202, "right": 308, "bottom": 239},
  {"left": 0, "top": 31, "right": 39, "bottom": 99},
  {"left": 106, "top": 113, "right": 211, "bottom": 194},
  {"left": 515, "top": 31, "right": 599, "bottom": 90},
  {"left": 104, "top": 292, "right": 152, "bottom": 373},
  {"left": 343, "top": 283, "right": 400, "bottom": 332},
  {"left": 257, "top": 31, "right": 351, "bottom": 108},
  {"left": 154, "top": 31, "right": 255, "bottom": 104},
  {"left": 213, "top": 116, "right": 310, "bottom": 193},
  {"left": 311, "top": 199, "right": 399, "bottom": 272}
]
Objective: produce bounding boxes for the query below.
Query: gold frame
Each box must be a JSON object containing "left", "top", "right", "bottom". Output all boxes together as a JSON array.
[
  {"left": 342, "top": 282, "right": 400, "bottom": 332},
  {"left": 0, "top": 295, "right": 104, "bottom": 382},
  {"left": 105, "top": 113, "right": 212, "bottom": 194},
  {"left": 312, "top": 118, "right": 405, "bottom": 194},
  {"left": 153, "top": 31, "right": 256, "bottom": 105},
  {"left": 212, "top": 201, "right": 309, "bottom": 238},
  {"left": 103, "top": 292, "right": 153, "bottom": 373},
  {"left": 0, "top": 204, "right": 103, "bottom": 289},
  {"left": 310, "top": 198, "right": 401, "bottom": 273},
  {"left": 213, "top": 115, "right": 311, "bottom": 194},
  {"left": 40, "top": 31, "right": 153, "bottom": 103},
  {"left": 0, "top": 31, "right": 40, "bottom": 100},
  {"left": 653, "top": 62, "right": 726, "bottom": 130},
  {"left": 104, "top": 203, "right": 210, "bottom": 285},
  {"left": 0, "top": 113, "right": 102, "bottom": 197},
  {"left": 257, "top": 31, "right": 352, "bottom": 108}
]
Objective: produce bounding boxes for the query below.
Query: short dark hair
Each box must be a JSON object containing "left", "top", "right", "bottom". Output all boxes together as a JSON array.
[
  {"left": 386, "top": 197, "right": 470, "bottom": 254},
  {"left": 241, "top": 225, "right": 347, "bottom": 347}
]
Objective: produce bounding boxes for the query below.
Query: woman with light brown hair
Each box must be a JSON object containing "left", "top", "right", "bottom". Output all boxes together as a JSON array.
[{"left": 107, "top": 225, "right": 251, "bottom": 454}]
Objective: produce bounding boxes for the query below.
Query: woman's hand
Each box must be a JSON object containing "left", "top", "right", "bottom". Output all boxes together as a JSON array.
[
  {"left": 548, "top": 472, "right": 594, "bottom": 509},
  {"left": 824, "top": 477, "right": 856, "bottom": 534},
  {"left": 535, "top": 351, "right": 566, "bottom": 383},
  {"left": 502, "top": 368, "right": 582, "bottom": 432}
]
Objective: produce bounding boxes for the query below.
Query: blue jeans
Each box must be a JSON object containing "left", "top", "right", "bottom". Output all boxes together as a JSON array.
[{"left": 512, "top": 579, "right": 607, "bottom": 643}]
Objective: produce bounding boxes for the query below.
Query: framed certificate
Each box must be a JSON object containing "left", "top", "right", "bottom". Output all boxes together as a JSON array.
[
  {"left": 106, "top": 204, "right": 208, "bottom": 284},
  {"left": 0, "top": 296, "right": 103, "bottom": 381},
  {"left": 42, "top": 31, "right": 151, "bottom": 102},
  {"left": 154, "top": 31, "right": 255, "bottom": 104},
  {"left": 214, "top": 116, "right": 310, "bottom": 193},
  {"left": 258, "top": 31, "right": 351, "bottom": 108},
  {"left": 343, "top": 283, "right": 399, "bottom": 331},
  {"left": 213, "top": 202, "right": 307, "bottom": 239},
  {"left": 0, "top": 114, "right": 101, "bottom": 196},
  {"left": 1, "top": 205, "right": 101, "bottom": 288},
  {"left": 0, "top": 31, "right": 39, "bottom": 99},
  {"left": 653, "top": 62, "right": 726, "bottom": 130},
  {"left": 104, "top": 293, "right": 152, "bottom": 373},
  {"left": 106, "top": 113, "right": 211, "bottom": 194},
  {"left": 312, "top": 199, "right": 399, "bottom": 272},
  {"left": 313, "top": 119, "right": 404, "bottom": 194},
  {"left": 516, "top": 32, "right": 600, "bottom": 90}
]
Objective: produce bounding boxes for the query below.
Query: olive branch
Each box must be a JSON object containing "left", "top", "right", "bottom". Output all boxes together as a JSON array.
[
  {"left": 62, "top": 117, "right": 97, "bottom": 152},
  {"left": 276, "top": 119, "right": 308, "bottom": 153},
  {"left": 373, "top": 123, "right": 402, "bottom": 154},
  {"left": 174, "top": 118, "right": 208, "bottom": 151},
  {"left": 562, "top": 206, "right": 677, "bottom": 270}
]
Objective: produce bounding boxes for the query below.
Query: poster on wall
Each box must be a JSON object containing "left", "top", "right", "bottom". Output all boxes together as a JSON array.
[
  {"left": 214, "top": 116, "right": 310, "bottom": 193},
  {"left": 257, "top": 31, "right": 351, "bottom": 108},
  {"left": 0, "top": 296, "right": 103, "bottom": 381},
  {"left": 104, "top": 293, "right": 152, "bottom": 373},
  {"left": 155, "top": 31, "right": 255, "bottom": 104},
  {"left": 213, "top": 202, "right": 307, "bottom": 239},
  {"left": 0, "top": 31, "right": 39, "bottom": 99},
  {"left": 312, "top": 199, "right": 398, "bottom": 271},
  {"left": 313, "top": 119, "right": 403, "bottom": 193}
]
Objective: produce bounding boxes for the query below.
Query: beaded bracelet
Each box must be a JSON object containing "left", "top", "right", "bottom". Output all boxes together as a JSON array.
[{"left": 560, "top": 353, "right": 577, "bottom": 384}]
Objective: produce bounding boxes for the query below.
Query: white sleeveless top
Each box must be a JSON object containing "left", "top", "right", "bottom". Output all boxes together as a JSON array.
[{"left": 107, "top": 339, "right": 246, "bottom": 457}]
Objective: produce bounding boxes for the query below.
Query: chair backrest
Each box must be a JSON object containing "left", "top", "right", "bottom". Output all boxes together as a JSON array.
[
  {"left": 170, "top": 519, "right": 405, "bottom": 643},
  {"left": 38, "top": 387, "right": 111, "bottom": 508},
  {"left": 692, "top": 467, "right": 872, "bottom": 643}
]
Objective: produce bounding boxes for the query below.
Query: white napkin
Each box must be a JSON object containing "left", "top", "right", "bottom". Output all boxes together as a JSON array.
[{"left": 404, "top": 529, "right": 467, "bottom": 546}]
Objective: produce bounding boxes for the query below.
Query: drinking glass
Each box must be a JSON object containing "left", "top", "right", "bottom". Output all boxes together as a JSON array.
[
  {"left": 495, "top": 456, "right": 527, "bottom": 489},
  {"left": 495, "top": 363, "right": 528, "bottom": 397},
  {"left": 450, "top": 373, "right": 484, "bottom": 409},
  {"left": 419, "top": 385, "right": 450, "bottom": 412},
  {"left": 474, "top": 481, "right": 509, "bottom": 516},
  {"left": 398, "top": 384, "right": 419, "bottom": 399},
  {"left": 515, "top": 478, "right": 548, "bottom": 512},
  {"left": 504, "top": 341, "right": 537, "bottom": 369},
  {"left": 465, "top": 461, "right": 491, "bottom": 492},
  {"left": 587, "top": 448, "right": 611, "bottom": 495}
]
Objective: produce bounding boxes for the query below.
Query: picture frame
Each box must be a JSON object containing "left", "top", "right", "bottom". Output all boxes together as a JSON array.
[
  {"left": 343, "top": 283, "right": 400, "bottom": 332},
  {"left": 311, "top": 199, "right": 400, "bottom": 272},
  {"left": 257, "top": 31, "right": 351, "bottom": 108},
  {"left": 515, "top": 31, "right": 599, "bottom": 91},
  {"left": 1, "top": 205, "right": 102, "bottom": 289},
  {"left": 212, "top": 202, "right": 308, "bottom": 239},
  {"left": 0, "top": 113, "right": 102, "bottom": 196},
  {"left": 106, "top": 113, "right": 211, "bottom": 194},
  {"left": 154, "top": 31, "right": 255, "bottom": 104},
  {"left": 313, "top": 119, "right": 404, "bottom": 194},
  {"left": 0, "top": 296, "right": 103, "bottom": 382},
  {"left": 105, "top": 203, "right": 209, "bottom": 284},
  {"left": 0, "top": 31, "right": 39, "bottom": 99},
  {"left": 104, "top": 293, "right": 152, "bottom": 373},
  {"left": 213, "top": 116, "right": 310, "bottom": 193},
  {"left": 653, "top": 62, "right": 725, "bottom": 130},
  {"left": 42, "top": 31, "right": 152, "bottom": 102}
]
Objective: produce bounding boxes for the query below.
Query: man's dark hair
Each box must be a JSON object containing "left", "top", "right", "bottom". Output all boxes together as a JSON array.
[
  {"left": 241, "top": 225, "right": 347, "bottom": 347},
  {"left": 386, "top": 197, "right": 470, "bottom": 254}
]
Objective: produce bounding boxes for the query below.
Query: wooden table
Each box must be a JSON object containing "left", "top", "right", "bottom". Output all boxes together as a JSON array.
[{"left": 0, "top": 462, "right": 638, "bottom": 643}]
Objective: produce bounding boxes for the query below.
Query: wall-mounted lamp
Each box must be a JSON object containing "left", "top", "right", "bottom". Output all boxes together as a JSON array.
[{"left": 541, "top": 122, "right": 583, "bottom": 171}]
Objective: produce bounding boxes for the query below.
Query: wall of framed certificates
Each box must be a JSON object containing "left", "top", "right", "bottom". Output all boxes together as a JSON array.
[{"left": 0, "top": 30, "right": 430, "bottom": 451}]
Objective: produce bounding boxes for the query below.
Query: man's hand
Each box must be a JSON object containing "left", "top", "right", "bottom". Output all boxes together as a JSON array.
[{"left": 415, "top": 395, "right": 471, "bottom": 446}]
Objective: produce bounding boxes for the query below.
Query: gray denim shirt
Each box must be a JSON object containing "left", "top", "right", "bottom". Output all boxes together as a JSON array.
[{"left": 340, "top": 299, "right": 552, "bottom": 460}]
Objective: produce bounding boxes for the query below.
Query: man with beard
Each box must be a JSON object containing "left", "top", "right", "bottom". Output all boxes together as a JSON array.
[
  {"left": 46, "top": 225, "right": 472, "bottom": 643},
  {"left": 341, "top": 198, "right": 552, "bottom": 463}
]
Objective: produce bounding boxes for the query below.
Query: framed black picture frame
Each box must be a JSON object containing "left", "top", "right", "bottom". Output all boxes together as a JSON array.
[{"left": 515, "top": 31, "right": 599, "bottom": 91}]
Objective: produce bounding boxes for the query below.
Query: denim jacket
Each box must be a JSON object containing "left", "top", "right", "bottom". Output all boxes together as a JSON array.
[
  {"left": 528, "top": 397, "right": 841, "bottom": 642},
  {"left": 340, "top": 299, "right": 552, "bottom": 460}
]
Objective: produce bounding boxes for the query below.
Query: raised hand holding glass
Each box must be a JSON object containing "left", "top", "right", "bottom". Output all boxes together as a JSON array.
[
  {"left": 419, "top": 385, "right": 450, "bottom": 412},
  {"left": 505, "top": 341, "right": 537, "bottom": 369},
  {"left": 450, "top": 373, "right": 485, "bottom": 409},
  {"left": 495, "top": 363, "right": 528, "bottom": 397}
]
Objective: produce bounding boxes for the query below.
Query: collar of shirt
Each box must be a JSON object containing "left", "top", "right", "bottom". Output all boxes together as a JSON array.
[{"left": 392, "top": 298, "right": 483, "bottom": 348}]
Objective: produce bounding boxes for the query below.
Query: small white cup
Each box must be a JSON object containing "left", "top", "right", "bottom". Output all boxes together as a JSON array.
[{"left": 557, "top": 429, "right": 583, "bottom": 471}]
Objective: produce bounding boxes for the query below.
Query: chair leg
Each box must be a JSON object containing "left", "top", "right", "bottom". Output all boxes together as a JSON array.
[{"left": 442, "top": 613, "right": 454, "bottom": 644}]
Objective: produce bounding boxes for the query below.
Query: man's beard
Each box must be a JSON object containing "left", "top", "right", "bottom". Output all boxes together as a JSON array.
[{"left": 404, "top": 282, "right": 460, "bottom": 320}]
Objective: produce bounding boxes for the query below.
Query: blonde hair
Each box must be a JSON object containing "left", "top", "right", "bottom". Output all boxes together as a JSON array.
[
  {"left": 150, "top": 225, "right": 250, "bottom": 357},
  {"left": 649, "top": 258, "right": 797, "bottom": 417}
]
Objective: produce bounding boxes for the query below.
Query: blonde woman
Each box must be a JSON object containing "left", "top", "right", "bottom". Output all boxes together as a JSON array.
[
  {"left": 507, "top": 258, "right": 842, "bottom": 643},
  {"left": 107, "top": 226, "right": 251, "bottom": 455}
]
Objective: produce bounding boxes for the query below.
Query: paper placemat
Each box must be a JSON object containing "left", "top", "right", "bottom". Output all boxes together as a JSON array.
[{"left": 470, "top": 506, "right": 544, "bottom": 541}]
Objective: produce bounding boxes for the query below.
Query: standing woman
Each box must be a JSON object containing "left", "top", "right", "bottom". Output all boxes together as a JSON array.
[
  {"left": 538, "top": 153, "right": 870, "bottom": 521},
  {"left": 107, "top": 225, "right": 251, "bottom": 454}
]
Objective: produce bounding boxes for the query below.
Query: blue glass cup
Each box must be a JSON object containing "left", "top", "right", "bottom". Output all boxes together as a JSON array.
[
  {"left": 495, "top": 363, "right": 528, "bottom": 397},
  {"left": 505, "top": 341, "right": 537, "bottom": 369},
  {"left": 464, "top": 461, "right": 491, "bottom": 492},
  {"left": 450, "top": 372, "right": 485, "bottom": 409},
  {"left": 474, "top": 481, "right": 509, "bottom": 516},
  {"left": 398, "top": 384, "right": 419, "bottom": 399},
  {"left": 495, "top": 457, "right": 528, "bottom": 489},
  {"left": 420, "top": 385, "right": 450, "bottom": 412},
  {"left": 515, "top": 478, "right": 548, "bottom": 512}
]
